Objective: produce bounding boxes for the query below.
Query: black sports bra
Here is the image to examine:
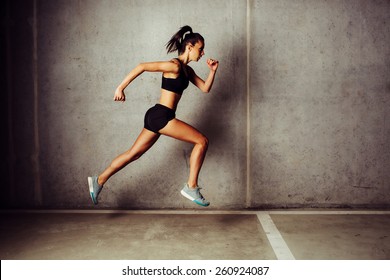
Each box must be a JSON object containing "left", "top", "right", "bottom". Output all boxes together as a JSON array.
[{"left": 161, "top": 59, "right": 189, "bottom": 95}]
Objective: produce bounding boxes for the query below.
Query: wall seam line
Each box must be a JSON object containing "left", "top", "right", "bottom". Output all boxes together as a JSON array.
[
  {"left": 33, "top": 0, "right": 42, "bottom": 206},
  {"left": 245, "top": 0, "right": 251, "bottom": 208},
  {"left": 6, "top": 0, "right": 15, "bottom": 205}
]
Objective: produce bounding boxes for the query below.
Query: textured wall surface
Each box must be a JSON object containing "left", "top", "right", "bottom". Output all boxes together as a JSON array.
[
  {"left": 249, "top": 0, "right": 390, "bottom": 208},
  {"left": 2, "top": 0, "right": 389, "bottom": 209}
]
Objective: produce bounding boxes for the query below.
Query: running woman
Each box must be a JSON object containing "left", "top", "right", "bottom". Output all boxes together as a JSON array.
[{"left": 88, "top": 25, "right": 219, "bottom": 207}]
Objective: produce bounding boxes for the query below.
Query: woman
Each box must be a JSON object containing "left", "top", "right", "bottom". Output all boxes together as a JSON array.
[{"left": 88, "top": 25, "right": 219, "bottom": 207}]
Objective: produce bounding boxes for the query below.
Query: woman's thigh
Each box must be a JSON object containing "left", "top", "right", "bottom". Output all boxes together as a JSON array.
[
  {"left": 159, "top": 118, "right": 206, "bottom": 144},
  {"left": 127, "top": 128, "right": 160, "bottom": 157}
]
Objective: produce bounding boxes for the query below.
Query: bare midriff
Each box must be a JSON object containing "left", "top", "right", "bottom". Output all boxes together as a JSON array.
[{"left": 159, "top": 89, "right": 182, "bottom": 111}]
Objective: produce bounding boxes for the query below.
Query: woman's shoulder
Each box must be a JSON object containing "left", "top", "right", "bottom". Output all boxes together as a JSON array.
[
  {"left": 140, "top": 60, "right": 180, "bottom": 74},
  {"left": 167, "top": 58, "right": 181, "bottom": 72}
]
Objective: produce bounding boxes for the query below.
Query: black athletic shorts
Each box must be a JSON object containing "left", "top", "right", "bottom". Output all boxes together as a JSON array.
[{"left": 144, "top": 104, "right": 175, "bottom": 133}]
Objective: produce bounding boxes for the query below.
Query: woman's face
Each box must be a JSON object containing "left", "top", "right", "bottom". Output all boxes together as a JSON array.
[{"left": 190, "top": 40, "right": 205, "bottom": 61}]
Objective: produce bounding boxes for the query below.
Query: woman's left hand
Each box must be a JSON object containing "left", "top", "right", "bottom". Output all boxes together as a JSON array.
[{"left": 207, "top": 58, "right": 219, "bottom": 72}]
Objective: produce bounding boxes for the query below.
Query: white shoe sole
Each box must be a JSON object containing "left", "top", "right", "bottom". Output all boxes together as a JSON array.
[
  {"left": 88, "top": 177, "right": 98, "bottom": 204},
  {"left": 88, "top": 177, "right": 94, "bottom": 194},
  {"left": 181, "top": 190, "right": 195, "bottom": 201}
]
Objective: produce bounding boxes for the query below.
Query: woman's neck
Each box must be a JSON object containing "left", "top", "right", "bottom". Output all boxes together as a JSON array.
[{"left": 178, "top": 54, "right": 190, "bottom": 65}]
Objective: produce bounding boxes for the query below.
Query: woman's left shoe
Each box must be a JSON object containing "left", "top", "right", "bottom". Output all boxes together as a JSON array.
[{"left": 88, "top": 176, "right": 103, "bottom": 205}]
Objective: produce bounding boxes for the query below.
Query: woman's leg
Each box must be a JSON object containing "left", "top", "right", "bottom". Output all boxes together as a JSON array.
[
  {"left": 159, "top": 118, "right": 208, "bottom": 188},
  {"left": 98, "top": 128, "right": 160, "bottom": 185}
]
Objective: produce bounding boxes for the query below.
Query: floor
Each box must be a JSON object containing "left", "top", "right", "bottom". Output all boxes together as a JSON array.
[{"left": 0, "top": 210, "right": 389, "bottom": 260}]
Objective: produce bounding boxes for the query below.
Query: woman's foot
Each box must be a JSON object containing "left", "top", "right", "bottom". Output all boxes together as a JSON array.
[
  {"left": 181, "top": 183, "right": 210, "bottom": 207},
  {"left": 88, "top": 176, "right": 103, "bottom": 205}
]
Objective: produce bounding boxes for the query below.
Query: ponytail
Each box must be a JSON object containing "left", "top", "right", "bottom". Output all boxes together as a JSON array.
[{"left": 166, "top": 25, "right": 204, "bottom": 54}]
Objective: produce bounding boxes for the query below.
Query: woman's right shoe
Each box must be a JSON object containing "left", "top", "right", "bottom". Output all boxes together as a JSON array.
[
  {"left": 181, "top": 183, "right": 210, "bottom": 207},
  {"left": 88, "top": 176, "right": 103, "bottom": 205}
]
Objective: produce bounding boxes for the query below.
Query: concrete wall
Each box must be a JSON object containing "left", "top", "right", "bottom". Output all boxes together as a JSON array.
[
  {"left": 2, "top": 0, "right": 389, "bottom": 209},
  {"left": 249, "top": 0, "right": 390, "bottom": 208}
]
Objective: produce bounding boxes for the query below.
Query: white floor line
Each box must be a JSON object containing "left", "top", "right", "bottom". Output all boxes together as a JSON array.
[{"left": 256, "top": 212, "right": 295, "bottom": 260}]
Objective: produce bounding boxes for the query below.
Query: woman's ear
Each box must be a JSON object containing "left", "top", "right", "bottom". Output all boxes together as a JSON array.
[{"left": 187, "top": 43, "right": 194, "bottom": 52}]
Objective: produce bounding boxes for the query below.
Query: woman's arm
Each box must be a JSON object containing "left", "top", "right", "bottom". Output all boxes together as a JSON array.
[
  {"left": 114, "top": 61, "right": 180, "bottom": 101},
  {"left": 188, "top": 59, "right": 219, "bottom": 93}
]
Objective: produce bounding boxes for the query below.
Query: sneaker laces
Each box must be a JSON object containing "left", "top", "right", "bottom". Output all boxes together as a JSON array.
[{"left": 195, "top": 187, "right": 206, "bottom": 201}]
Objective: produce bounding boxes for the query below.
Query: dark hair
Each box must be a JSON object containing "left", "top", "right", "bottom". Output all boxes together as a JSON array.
[{"left": 166, "top": 25, "right": 204, "bottom": 54}]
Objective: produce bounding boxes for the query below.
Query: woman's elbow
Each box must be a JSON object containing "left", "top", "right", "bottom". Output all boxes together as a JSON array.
[
  {"left": 202, "top": 88, "right": 211, "bottom": 93},
  {"left": 137, "top": 63, "right": 145, "bottom": 72},
  {"left": 201, "top": 85, "right": 211, "bottom": 93}
]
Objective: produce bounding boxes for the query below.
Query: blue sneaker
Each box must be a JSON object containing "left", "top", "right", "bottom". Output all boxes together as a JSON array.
[
  {"left": 88, "top": 176, "right": 103, "bottom": 205},
  {"left": 181, "top": 183, "right": 210, "bottom": 207}
]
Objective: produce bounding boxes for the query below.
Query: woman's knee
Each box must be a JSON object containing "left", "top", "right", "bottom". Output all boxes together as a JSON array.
[
  {"left": 197, "top": 134, "right": 209, "bottom": 150},
  {"left": 114, "top": 150, "right": 144, "bottom": 167},
  {"left": 127, "top": 150, "right": 146, "bottom": 162}
]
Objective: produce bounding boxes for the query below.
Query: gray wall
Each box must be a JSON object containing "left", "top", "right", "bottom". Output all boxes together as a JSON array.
[{"left": 2, "top": 0, "right": 389, "bottom": 209}]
